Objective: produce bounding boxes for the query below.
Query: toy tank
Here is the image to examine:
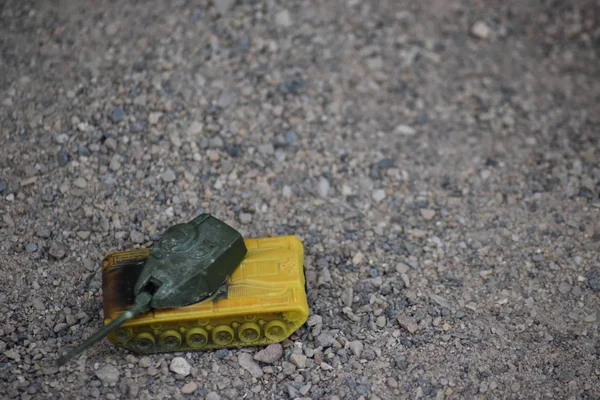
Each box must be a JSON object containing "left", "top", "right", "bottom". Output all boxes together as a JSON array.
[{"left": 101, "top": 236, "right": 308, "bottom": 353}]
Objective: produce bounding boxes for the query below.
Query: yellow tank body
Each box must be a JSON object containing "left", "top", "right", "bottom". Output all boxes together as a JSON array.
[{"left": 101, "top": 236, "right": 309, "bottom": 354}]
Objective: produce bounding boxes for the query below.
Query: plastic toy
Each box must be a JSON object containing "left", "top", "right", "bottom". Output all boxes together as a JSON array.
[{"left": 57, "top": 214, "right": 308, "bottom": 365}]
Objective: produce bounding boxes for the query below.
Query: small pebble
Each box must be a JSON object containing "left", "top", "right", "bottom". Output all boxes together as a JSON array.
[
  {"left": 78, "top": 145, "right": 90, "bottom": 156},
  {"left": 139, "top": 357, "right": 152, "bottom": 368},
  {"left": 214, "top": 349, "right": 229, "bottom": 359},
  {"left": 94, "top": 365, "right": 120, "bottom": 385},
  {"left": 162, "top": 169, "right": 176, "bottom": 183},
  {"left": 109, "top": 107, "right": 125, "bottom": 123},
  {"left": 55, "top": 134, "right": 69, "bottom": 144},
  {"left": 104, "top": 137, "right": 117, "bottom": 151},
  {"left": 238, "top": 353, "right": 263, "bottom": 378},
  {"left": 275, "top": 9, "right": 292, "bottom": 27},
  {"left": 239, "top": 213, "right": 252, "bottom": 224},
  {"left": 130, "top": 230, "right": 145, "bottom": 244},
  {"left": 25, "top": 243, "right": 37, "bottom": 253},
  {"left": 317, "top": 177, "right": 330, "bottom": 198},
  {"left": 77, "top": 231, "right": 91, "bottom": 240},
  {"left": 56, "top": 151, "right": 70, "bottom": 166},
  {"left": 471, "top": 21, "right": 491, "bottom": 39},
  {"left": 395, "top": 124, "right": 416, "bottom": 136},
  {"left": 348, "top": 341, "right": 363, "bottom": 358},
  {"left": 48, "top": 241, "right": 66, "bottom": 259},
  {"left": 258, "top": 143, "right": 274, "bottom": 155},
  {"left": 397, "top": 314, "right": 419, "bottom": 333},
  {"left": 181, "top": 381, "right": 198, "bottom": 394},
  {"left": 420, "top": 209, "right": 436, "bottom": 220},
  {"left": 254, "top": 344, "right": 283, "bottom": 364},
  {"left": 307, "top": 314, "right": 322, "bottom": 326},
  {"left": 206, "top": 392, "right": 220, "bottom": 400},
  {"left": 73, "top": 177, "right": 87, "bottom": 189},
  {"left": 282, "top": 185, "right": 292, "bottom": 198},
  {"left": 587, "top": 268, "right": 599, "bottom": 292},
  {"left": 214, "top": 0, "right": 235, "bottom": 14},
  {"left": 169, "top": 357, "right": 191, "bottom": 376},
  {"left": 148, "top": 112, "right": 162, "bottom": 125},
  {"left": 372, "top": 189, "right": 386, "bottom": 203},
  {"left": 187, "top": 121, "right": 203, "bottom": 136},
  {"left": 289, "top": 354, "right": 307, "bottom": 369}
]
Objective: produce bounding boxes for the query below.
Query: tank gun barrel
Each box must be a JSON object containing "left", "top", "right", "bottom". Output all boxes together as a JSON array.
[{"left": 57, "top": 292, "right": 152, "bottom": 366}]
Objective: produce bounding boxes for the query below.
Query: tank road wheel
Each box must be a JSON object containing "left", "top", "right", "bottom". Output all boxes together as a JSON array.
[
  {"left": 134, "top": 333, "right": 156, "bottom": 352},
  {"left": 283, "top": 311, "right": 304, "bottom": 324},
  {"left": 113, "top": 327, "right": 133, "bottom": 343},
  {"left": 159, "top": 330, "right": 182, "bottom": 350},
  {"left": 212, "top": 325, "right": 234, "bottom": 345},
  {"left": 186, "top": 328, "right": 209, "bottom": 348},
  {"left": 264, "top": 320, "right": 287, "bottom": 342},
  {"left": 239, "top": 322, "right": 261, "bottom": 343}
]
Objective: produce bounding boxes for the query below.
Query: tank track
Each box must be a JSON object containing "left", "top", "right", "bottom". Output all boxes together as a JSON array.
[{"left": 108, "top": 311, "right": 306, "bottom": 354}]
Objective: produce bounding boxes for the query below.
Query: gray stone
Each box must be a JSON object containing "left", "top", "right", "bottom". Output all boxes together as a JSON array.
[
  {"left": 471, "top": 21, "right": 491, "bottom": 39},
  {"left": 214, "top": 349, "right": 229, "bottom": 359},
  {"left": 218, "top": 91, "right": 236, "bottom": 108},
  {"left": 258, "top": 143, "right": 274, "bottom": 155},
  {"left": 187, "top": 121, "right": 203, "bottom": 136},
  {"left": 348, "top": 341, "right": 363, "bottom": 358},
  {"left": 55, "top": 134, "right": 69, "bottom": 144},
  {"left": 139, "top": 357, "right": 152, "bottom": 368},
  {"left": 289, "top": 353, "right": 307, "bottom": 368},
  {"left": 32, "top": 298, "right": 44, "bottom": 310},
  {"left": 181, "top": 381, "right": 198, "bottom": 394},
  {"left": 78, "top": 145, "right": 90, "bottom": 156},
  {"left": 53, "top": 322, "right": 68, "bottom": 333},
  {"left": 587, "top": 268, "right": 599, "bottom": 292},
  {"left": 558, "top": 281, "right": 571, "bottom": 294},
  {"left": 420, "top": 209, "right": 436, "bottom": 220},
  {"left": 253, "top": 344, "right": 283, "bottom": 364},
  {"left": 77, "top": 231, "right": 91, "bottom": 240},
  {"left": 317, "top": 177, "right": 330, "bottom": 198},
  {"left": 429, "top": 294, "right": 452, "bottom": 309},
  {"left": 281, "top": 361, "right": 296, "bottom": 375},
  {"left": 130, "top": 230, "right": 145, "bottom": 244},
  {"left": 214, "top": 0, "right": 235, "bottom": 15},
  {"left": 315, "top": 332, "right": 336, "bottom": 347},
  {"left": 206, "top": 392, "right": 220, "bottom": 400},
  {"left": 4, "top": 349, "right": 20, "bottom": 362},
  {"left": 395, "top": 124, "right": 416, "bottom": 136},
  {"left": 109, "top": 107, "right": 125, "bottom": 123},
  {"left": 396, "top": 263, "right": 410, "bottom": 274},
  {"left": 239, "top": 213, "right": 252, "bottom": 224},
  {"left": 49, "top": 241, "right": 66, "bottom": 259},
  {"left": 109, "top": 154, "right": 121, "bottom": 171},
  {"left": 162, "top": 169, "right": 176, "bottom": 183},
  {"left": 169, "top": 357, "right": 191, "bottom": 376},
  {"left": 56, "top": 151, "right": 70, "bottom": 166},
  {"left": 372, "top": 189, "right": 386, "bottom": 203},
  {"left": 25, "top": 243, "right": 37, "bottom": 253},
  {"left": 0, "top": 181, "right": 6, "bottom": 193},
  {"left": 209, "top": 137, "right": 224, "bottom": 148},
  {"left": 285, "top": 130, "right": 297, "bottom": 145},
  {"left": 104, "top": 137, "right": 117, "bottom": 151},
  {"left": 397, "top": 314, "right": 419, "bottom": 333},
  {"left": 73, "top": 177, "right": 87, "bottom": 189},
  {"left": 282, "top": 185, "right": 292, "bottom": 198},
  {"left": 307, "top": 314, "right": 322, "bottom": 327},
  {"left": 275, "top": 10, "right": 292, "bottom": 27},
  {"left": 95, "top": 365, "right": 120, "bottom": 385},
  {"left": 341, "top": 287, "right": 353, "bottom": 307},
  {"left": 238, "top": 353, "right": 263, "bottom": 378}
]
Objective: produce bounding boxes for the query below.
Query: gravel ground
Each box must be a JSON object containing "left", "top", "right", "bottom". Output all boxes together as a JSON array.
[{"left": 1, "top": 0, "right": 599, "bottom": 399}]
